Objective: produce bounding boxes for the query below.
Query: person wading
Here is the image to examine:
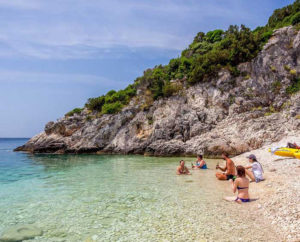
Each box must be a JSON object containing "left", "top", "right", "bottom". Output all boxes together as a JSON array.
[{"left": 176, "top": 160, "right": 190, "bottom": 175}]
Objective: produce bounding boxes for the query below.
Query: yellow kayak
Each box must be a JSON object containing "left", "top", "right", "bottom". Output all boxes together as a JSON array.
[
  {"left": 268, "top": 147, "right": 299, "bottom": 158},
  {"left": 294, "top": 150, "right": 300, "bottom": 160}
]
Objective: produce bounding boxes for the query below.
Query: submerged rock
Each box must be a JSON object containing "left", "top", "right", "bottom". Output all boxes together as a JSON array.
[{"left": 0, "top": 224, "right": 42, "bottom": 242}]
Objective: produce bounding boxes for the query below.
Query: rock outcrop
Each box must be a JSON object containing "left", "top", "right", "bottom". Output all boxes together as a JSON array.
[
  {"left": 0, "top": 224, "right": 42, "bottom": 242},
  {"left": 15, "top": 26, "right": 300, "bottom": 156}
]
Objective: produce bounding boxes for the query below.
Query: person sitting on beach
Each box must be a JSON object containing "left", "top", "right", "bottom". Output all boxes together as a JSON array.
[
  {"left": 176, "top": 160, "right": 190, "bottom": 175},
  {"left": 225, "top": 165, "right": 250, "bottom": 203},
  {"left": 192, "top": 154, "right": 207, "bottom": 169},
  {"left": 215, "top": 152, "right": 236, "bottom": 180},
  {"left": 245, "top": 154, "right": 264, "bottom": 183}
]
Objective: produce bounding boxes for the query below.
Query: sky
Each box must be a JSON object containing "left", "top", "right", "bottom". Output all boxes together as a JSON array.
[{"left": 0, "top": 0, "right": 294, "bottom": 137}]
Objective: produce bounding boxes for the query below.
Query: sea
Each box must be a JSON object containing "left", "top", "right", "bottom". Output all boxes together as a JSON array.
[{"left": 0, "top": 138, "right": 280, "bottom": 241}]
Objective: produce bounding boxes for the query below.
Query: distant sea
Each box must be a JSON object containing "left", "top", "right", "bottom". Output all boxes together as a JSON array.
[{"left": 0, "top": 138, "right": 280, "bottom": 241}]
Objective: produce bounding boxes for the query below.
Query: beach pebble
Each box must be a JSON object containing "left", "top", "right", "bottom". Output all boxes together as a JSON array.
[
  {"left": 92, "top": 235, "right": 98, "bottom": 240},
  {"left": 0, "top": 224, "right": 42, "bottom": 242}
]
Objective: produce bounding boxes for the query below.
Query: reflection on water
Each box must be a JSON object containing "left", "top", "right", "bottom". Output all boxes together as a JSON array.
[{"left": 0, "top": 140, "right": 280, "bottom": 241}]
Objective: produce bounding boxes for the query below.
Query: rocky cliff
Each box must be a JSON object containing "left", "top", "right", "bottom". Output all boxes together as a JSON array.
[{"left": 16, "top": 26, "right": 300, "bottom": 156}]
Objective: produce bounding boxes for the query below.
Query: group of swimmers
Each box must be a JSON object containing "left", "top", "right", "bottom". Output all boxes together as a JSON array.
[{"left": 176, "top": 152, "right": 264, "bottom": 203}]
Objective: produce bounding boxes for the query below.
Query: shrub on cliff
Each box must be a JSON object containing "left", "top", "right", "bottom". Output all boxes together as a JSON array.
[
  {"left": 291, "top": 12, "right": 300, "bottom": 25},
  {"left": 286, "top": 77, "right": 300, "bottom": 94},
  {"left": 267, "top": 0, "right": 300, "bottom": 28},
  {"left": 187, "top": 25, "right": 259, "bottom": 84},
  {"left": 101, "top": 102, "right": 123, "bottom": 114},
  {"left": 148, "top": 67, "right": 168, "bottom": 100},
  {"left": 65, "top": 108, "right": 83, "bottom": 117},
  {"left": 162, "top": 81, "right": 182, "bottom": 97},
  {"left": 85, "top": 96, "right": 105, "bottom": 111},
  {"left": 84, "top": 84, "right": 137, "bottom": 112},
  {"left": 205, "top": 29, "right": 224, "bottom": 43}
]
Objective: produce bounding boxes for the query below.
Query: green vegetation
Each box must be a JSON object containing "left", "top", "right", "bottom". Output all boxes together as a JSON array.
[
  {"left": 272, "top": 80, "right": 282, "bottom": 93},
  {"left": 251, "top": 106, "right": 263, "bottom": 111},
  {"left": 264, "top": 112, "right": 273, "bottom": 116},
  {"left": 286, "top": 77, "right": 300, "bottom": 94},
  {"left": 270, "top": 65, "right": 276, "bottom": 72},
  {"left": 269, "top": 105, "right": 276, "bottom": 113},
  {"left": 132, "top": 1, "right": 300, "bottom": 100},
  {"left": 187, "top": 25, "right": 260, "bottom": 84},
  {"left": 101, "top": 102, "right": 123, "bottom": 114},
  {"left": 290, "top": 69, "right": 297, "bottom": 75},
  {"left": 264, "top": 105, "right": 277, "bottom": 116},
  {"left": 243, "top": 74, "right": 251, "bottom": 80},
  {"left": 147, "top": 116, "right": 154, "bottom": 125},
  {"left": 86, "top": 115, "right": 95, "bottom": 121},
  {"left": 65, "top": 108, "right": 83, "bottom": 117},
  {"left": 282, "top": 100, "right": 292, "bottom": 109},
  {"left": 85, "top": 84, "right": 136, "bottom": 114},
  {"left": 291, "top": 11, "right": 300, "bottom": 25},
  {"left": 66, "top": 1, "right": 300, "bottom": 115},
  {"left": 267, "top": 0, "right": 300, "bottom": 28},
  {"left": 284, "top": 65, "right": 291, "bottom": 71}
]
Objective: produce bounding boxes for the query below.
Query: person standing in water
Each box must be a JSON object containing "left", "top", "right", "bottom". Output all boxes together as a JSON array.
[
  {"left": 215, "top": 152, "right": 236, "bottom": 180},
  {"left": 245, "top": 154, "right": 264, "bottom": 182},
  {"left": 176, "top": 160, "right": 190, "bottom": 175},
  {"left": 192, "top": 154, "right": 207, "bottom": 169},
  {"left": 225, "top": 165, "right": 250, "bottom": 203}
]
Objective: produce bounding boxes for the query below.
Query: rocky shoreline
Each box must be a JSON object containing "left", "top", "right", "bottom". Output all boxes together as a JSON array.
[
  {"left": 15, "top": 26, "right": 300, "bottom": 157},
  {"left": 231, "top": 136, "right": 300, "bottom": 242}
]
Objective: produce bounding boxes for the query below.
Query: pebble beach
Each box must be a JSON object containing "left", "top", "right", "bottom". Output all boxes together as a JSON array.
[{"left": 232, "top": 136, "right": 300, "bottom": 241}]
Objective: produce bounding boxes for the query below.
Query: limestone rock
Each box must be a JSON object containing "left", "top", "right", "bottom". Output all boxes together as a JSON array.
[{"left": 15, "top": 26, "right": 300, "bottom": 157}]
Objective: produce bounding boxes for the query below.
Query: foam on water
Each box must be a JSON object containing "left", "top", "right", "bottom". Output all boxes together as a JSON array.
[{"left": 0, "top": 139, "right": 280, "bottom": 241}]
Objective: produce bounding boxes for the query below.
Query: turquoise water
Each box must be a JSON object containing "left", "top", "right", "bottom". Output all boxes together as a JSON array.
[{"left": 0, "top": 138, "right": 280, "bottom": 241}]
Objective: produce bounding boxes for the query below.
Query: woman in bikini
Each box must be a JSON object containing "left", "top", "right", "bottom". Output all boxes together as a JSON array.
[{"left": 224, "top": 165, "right": 250, "bottom": 203}]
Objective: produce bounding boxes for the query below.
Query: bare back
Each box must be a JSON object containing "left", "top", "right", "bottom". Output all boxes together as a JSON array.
[
  {"left": 235, "top": 177, "right": 249, "bottom": 199},
  {"left": 226, "top": 158, "right": 236, "bottom": 176}
]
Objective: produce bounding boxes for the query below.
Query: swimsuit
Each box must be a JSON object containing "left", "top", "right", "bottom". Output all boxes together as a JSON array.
[
  {"left": 194, "top": 161, "right": 207, "bottom": 169},
  {"left": 236, "top": 186, "right": 249, "bottom": 202},
  {"left": 235, "top": 197, "right": 250, "bottom": 202},
  {"left": 226, "top": 174, "right": 236, "bottom": 180},
  {"left": 237, "top": 186, "right": 248, "bottom": 190}
]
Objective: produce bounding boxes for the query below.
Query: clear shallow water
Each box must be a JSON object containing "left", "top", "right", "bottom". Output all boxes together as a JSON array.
[{"left": 0, "top": 138, "right": 280, "bottom": 242}]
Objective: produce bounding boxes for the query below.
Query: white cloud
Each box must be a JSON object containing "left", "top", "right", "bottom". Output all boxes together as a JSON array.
[
  {"left": 0, "top": 0, "right": 264, "bottom": 60},
  {"left": 0, "top": 69, "right": 121, "bottom": 87}
]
